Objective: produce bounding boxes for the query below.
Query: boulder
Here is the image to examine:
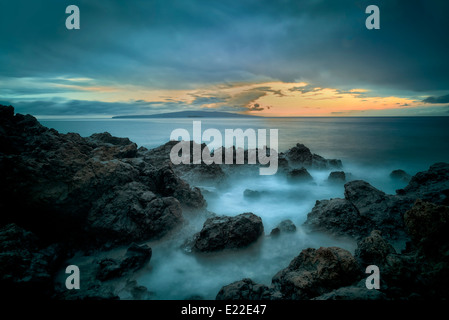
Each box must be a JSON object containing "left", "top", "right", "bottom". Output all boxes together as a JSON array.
[
  {"left": 284, "top": 143, "right": 342, "bottom": 170},
  {"left": 216, "top": 278, "right": 274, "bottom": 300},
  {"left": 304, "top": 198, "right": 367, "bottom": 238},
  {"left": 328, "top": 171, "right": 346, "bottom": 183},
  {"left": 0, "top": 224, "right": 60, "bottom": 299},
  {"left": 192, "top": 213, "right": 264, "bottom": 252},
  {"left": 355, "top": 230, "right": 396, "bottom": 266},
  {"left": 287, "top": 167, "right": 313, "bottom": 182},
  {"left": 270, "top": 219, "right": 297, "bottom": 236},
  {"left": 400, "top": 162, "right": 449, "bottom": 205},
  {"left": 390, "top": 169, "right": 411, "bottom": 183},
  {"left": 403, "top": 199, "right": 449, "bottom": 258},
  {"left": 305, "top": 180, "right": 414, "bottom": 240},
  {"left": 272, "top": 247, "right": 361, "bottom": 299}
]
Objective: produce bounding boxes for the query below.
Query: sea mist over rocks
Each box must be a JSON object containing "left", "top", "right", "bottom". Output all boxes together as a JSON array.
[{"left": 2, "top": 105, "right": 449, "bottom": 300}]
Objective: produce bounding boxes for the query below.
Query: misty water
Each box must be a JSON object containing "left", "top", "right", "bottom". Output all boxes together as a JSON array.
[{"left": 42, "top": 117, "right": 449, "bottom": 299}]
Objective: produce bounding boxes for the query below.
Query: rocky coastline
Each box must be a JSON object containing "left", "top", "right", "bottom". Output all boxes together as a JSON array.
[{"left": 1, "top": 104, "right": 448, "bottom": 300}]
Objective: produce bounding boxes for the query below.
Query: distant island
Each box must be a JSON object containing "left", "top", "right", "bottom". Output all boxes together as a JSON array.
[{"left": 112, "top": 110, "right": 260, "bottom": 119}]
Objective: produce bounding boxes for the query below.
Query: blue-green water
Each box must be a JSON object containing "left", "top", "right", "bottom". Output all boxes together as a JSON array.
[{"left": 42, "top": 117, "right": 449, "bottom": 299}]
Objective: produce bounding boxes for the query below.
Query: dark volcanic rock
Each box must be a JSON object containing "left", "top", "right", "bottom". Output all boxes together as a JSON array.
[
  {"left": 0, "top": 105, "right": 205, "bottom": 247},
  {"left": 312, "top": 280, "right": 388, "bottom": 300},
  {"left": 216, "top": 278, "right": 274, "bottom": 300},
  {"left": 390, "top": 169, "right": 411, "bottom": 183},
  {"left": 272, "top": 247, "right": 361, "bottom": 299},
  {"left": 88, "top": 182, "right": 183, "bottom": 244},
  {"left": 97, "top": 243, "right": 152, "bottom": 281},
  {"left": 304, "top": 198, "right": 366, "bottom": 238},
  {"left": 270, "top": 219, "right": 297, "bottom": 236},
  {"left": 328, "top": 171, "right": 346, "bottom": 183},
  {"left": 305, "top": 180, "right": 414, "bottom": 240},
  {"left": 192, "top": 213, "right": 264, "bottom": 252},
  {"left": 355, "top": 230, "right": 396, "bottom": 266},
  {"left": 0, "top": 224, "right": 61, "bottom": 299},
  {"left": 284, "top": 143, "right": 342, "bottom": 170},
  {"left": 287, "top": 167, "right": 313, "bottom": 182},
  {"left": 403, "top": 199, "right": 449, "bottom": 258},
  {"left": 400, "top": 162, "right": 449, "bottom": 205}
]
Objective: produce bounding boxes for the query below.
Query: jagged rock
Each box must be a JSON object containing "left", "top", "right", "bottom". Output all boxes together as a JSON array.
[
  {"left": 305, "top": 180, "right": 414, "bottom": 240},
  {"left": 270, "top": 219, "right": 296, "bottom": 236},
  {"left": 96, "top": 243, "right": 152, "bottom": 281},
  {"left": 400, "top": 162, "right": 449, "bottom": 205},
  {"left": 287, "top": 167, "right": 313, "bottom": 182},
  {"left": 88, "top": 182, "right": 183, "bottom": 244},
  {"left": 192, "top": 213, "right": 264, "bottom": 252},
  {"left": 403, "top": 200, "right": 449, "bottom": 258},
  {"left": 284, "top": 143, "right": 342, "bottom": 169},
  {"left": 0, "top": 224, "right": 60, "bottom": 299},
  {"left": 355, "top": 230, "right": 396, "bottom": 266},
  {"left": 216, "top": 278, "right": 274, "bottom": 300},
  {"left": 304, "top": 198, "right": 366, "bottom": 238},
  {"left": 272, "top": 247, "right": 361, "bottom": 299},
  {"left": 312, "top": 280, "right": 388, "bottom": 300},
  {"left": 0, "top": 105, "right": 205, "bottom": 247},
  {"left": 390, "top": 169, "right": 411, "bottom": 183},
  {"left": 328, "top": 171, "right": 346, "bottom": 183}
]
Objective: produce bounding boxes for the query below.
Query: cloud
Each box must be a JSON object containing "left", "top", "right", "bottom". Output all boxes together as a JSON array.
[
  {"left": 422, "top": 94, "right": 449, "bottom": 104},
  {"left": 1, "top": 0, "right": 448, "bottom": 93},
  {"left": 248, "top": 103, "right": 264, "bottom": 111},
  {"left": 288, "top": 85, "right": 321, "bottom": 94}
]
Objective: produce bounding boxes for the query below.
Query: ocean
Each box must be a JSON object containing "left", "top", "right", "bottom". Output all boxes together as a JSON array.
[{"left": 41, "top": 117, "right": 449, "bottom": 299}]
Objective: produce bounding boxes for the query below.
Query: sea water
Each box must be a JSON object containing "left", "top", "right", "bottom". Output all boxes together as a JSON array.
[{"left": 41, "top": 117, "right": 449, "bottom": 299}]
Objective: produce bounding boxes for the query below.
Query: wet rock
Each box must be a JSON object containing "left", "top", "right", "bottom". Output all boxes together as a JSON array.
[
  {"left": 284, "top": 143, "right": 342, "bottom": 170},
  {"left": 312, "top": 280, "right": 388, "bottom": 300},
  {"left": 270, "top": 219, "right": 296, "bottom": 236},
  {"left": 0, "top": 105, "right": 205, "bottom": 248},
  {"left": 304, "top": 198, "right": 366, "bottom": 238},
  {"left": 328, "top": 171, "right": 346, "bottom": 183},
  {"left": 96, "top": 243, "right": 152, "bottom": 281},
  {"left": 287, "top": 167, "right": 313, "bottom": 182},
  {"left": 88, "top": 182, "right": 183, "bottom": 245},
  {"left": 390, "top": 169, "right": 411, "bottom": 183},
  {"left": 216, "top": 278, "right": 274, "bottom": 300},
  {"left": 401, "top": 162, "right": 449, "bottom": 205},
  {"left": 403, "top": 199, "right": 449, "bottom": 258},
  {"left": 192, "top": 213, "right": 264, "bottom": 252},
  {"left": 272, "top": 247, "right": 361, "bottom": 299},
  {"left": 0, "top": 224, "right": 59, "bottom": 299},
  {"left": 355, "top": 230, "right": 396, "bottom": 266}
]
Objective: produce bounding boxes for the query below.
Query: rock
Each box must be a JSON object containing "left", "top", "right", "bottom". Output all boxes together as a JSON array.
[
  {"left": 270, "top": 220, "right": 296, "bottom": 236},
  {"left": 0, "top": 224, "right": 59, "bottom": 299},
  {"left": 0, "top": 105, "right": 206, "bottom": 248},
  {"left": 88, "top": 182, "right": 183, "bottom": 245},
  {"left": 96, "top": 243, "right": 152, "bottom": 281},
  {"left": 403, "top": 199, "right": 449, "bottom": 258},
  {"left": 355, "top": 230, "right": 396, "bottom": 266},
  {"left": 287, "top": 167, "right": 313, "bottom": 182},
  {"left": 192, "top": 213, "right": 264, "bottom": 252},
  {"left": 312, "top": 280, "right": 388, "bottom": 300},
  {"left": 243, "top": 189, "right": 263, "bottom": 199},
  {"left": 216, "top": 278, "right": 274, "bottom": 300},
  {"left": 390, "top": 169, "right": 411, "bottom": 183},
  {"left": 304, "top": 198, "right": 367, "bottom": 238},
  {"left": 272, "top": 247, "right": 361, "bottom": 299},
  {"left": 401, "top": 162, "right": 449, "bottom": 205},
  {"left": 284, "top": 143, "right": 342, "bottom": 170},
  {"left": 328, "top": 171, "right": 346, "bottom": 183}
]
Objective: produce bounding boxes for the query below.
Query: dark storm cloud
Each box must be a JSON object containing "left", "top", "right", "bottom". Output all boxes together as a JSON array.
[
  {"left": 6, "top": 99, "right": 186, "bottom": 116},
  {"left": 1, "top": 0, "right": 448, "bottom": 94},
  {"left": 422, "top": 94, "right": 449, "bottom": 104}
]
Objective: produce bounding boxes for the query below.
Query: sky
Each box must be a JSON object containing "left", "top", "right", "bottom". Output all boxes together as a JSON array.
[{"left": 1, "top": 0, "right": 449, "bottom": 117}]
